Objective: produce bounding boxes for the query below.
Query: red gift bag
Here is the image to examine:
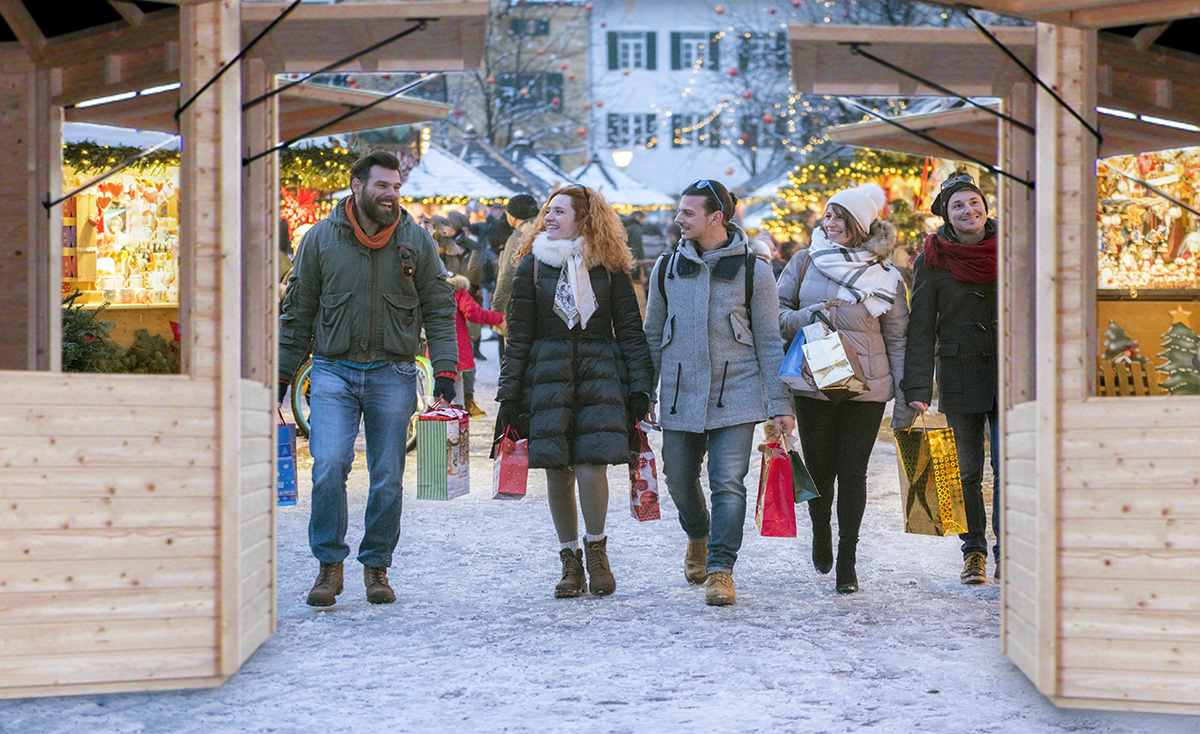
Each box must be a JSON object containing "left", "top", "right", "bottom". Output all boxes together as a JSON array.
[
  {"left": 492, "top": 429, "right": 528, "bottom": 500},
  {"left": 755, "top": 442, "right": 797, "bottom": 537},
  {"left": 629, "top": 420, "right": 661, "bottom": 522}
]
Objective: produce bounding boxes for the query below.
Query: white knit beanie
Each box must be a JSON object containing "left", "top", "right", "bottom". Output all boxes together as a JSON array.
[{"left": 826, "top": 183, "right": 888, "bottom": 232}]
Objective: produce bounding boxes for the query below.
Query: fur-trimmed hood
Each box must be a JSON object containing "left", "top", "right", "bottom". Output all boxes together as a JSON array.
[
  {"left": 531, "top": 232, "right": 596, "bottom": 269},
  {"left": 812, "top": 219, "right": 898, "bottom": 260}
]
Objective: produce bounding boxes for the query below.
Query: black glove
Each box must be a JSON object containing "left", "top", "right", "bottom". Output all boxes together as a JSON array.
[
  {"left": 628, "top": 392, "right": 650, "bottom": 422},
  {"left": 278, "top": 380, "right": 290, "bottom": 405},
  {"left": 433, "top": 375, "right": 457, "bottom": 405},
  {"left": 496, "top": 401, "right": 529, "bottom": 439}
]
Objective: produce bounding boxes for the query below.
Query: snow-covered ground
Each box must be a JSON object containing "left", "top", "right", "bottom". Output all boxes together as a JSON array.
[{"left": 4, "top": 338, "right": 1199, "bottom": 733}]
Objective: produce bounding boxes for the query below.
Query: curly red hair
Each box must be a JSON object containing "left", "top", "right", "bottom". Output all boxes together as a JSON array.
[{"left": 514, "top": 186, "right": 632, "bottom": 272}]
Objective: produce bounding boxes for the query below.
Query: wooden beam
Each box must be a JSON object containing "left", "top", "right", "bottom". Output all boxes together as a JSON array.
[
  {"left": 108, "top": 0, "right": 147, "bottom": 26},
  {"left": 1132, "top": 23, "right": 1169, "bottom": 50},
  {"left": 0, "top": 0, "right": 46, "bottom": 57},
  {"left": 1041, "top": 0, "right": 1200, "bottom": 27},
  {"left": 40, "top": 11, "right": 177, "bottom": 69},
  {"left": 241, "top": 1, "right": 489, "bottom": 22}
]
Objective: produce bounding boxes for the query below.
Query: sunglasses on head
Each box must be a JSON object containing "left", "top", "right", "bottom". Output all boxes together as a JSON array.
[
  {"left": 690, "top": 179, "right": 725, "bottom": 216},
  {"left": 564, "top": 183, "right": 590, "bottom": 204},
  {"left": 940, "top": 174, "right": 975, "bottom": 190}
]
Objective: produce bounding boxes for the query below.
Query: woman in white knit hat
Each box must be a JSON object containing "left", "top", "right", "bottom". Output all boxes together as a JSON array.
[{"left": 776, "top": 183, "right": 913, "bottom": 594}]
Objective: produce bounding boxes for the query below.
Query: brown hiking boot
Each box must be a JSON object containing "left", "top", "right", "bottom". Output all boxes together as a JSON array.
[
  {"left": 684, "top": 537, "right": 708, "bottom": 585},
  {"left": 705, "top": 571, "right": 736, "bottom": 606},
  {"left": 555, "top": 548, "right": 586, "bottom": 598},
  {"left": 464, "top": 395, "right": 486, "bottom": 419},
  {"left": 364, "top": 565, "right": 396, "bottom": 604},
  {"left": 961, "top": 553, "right": 987, "bottom": 585},
  {"left": 584, "top": 536, "right": 616, "bottom": 597},
  {"left": 306, "top": 561, "right": 343, "bottom": 607}
]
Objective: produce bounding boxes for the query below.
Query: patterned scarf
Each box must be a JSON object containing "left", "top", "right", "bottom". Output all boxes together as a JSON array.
[
  {"left": 807, "top": 227, "right": 902, "bottom": 317},
  {"left": 549, "top": 237, "right": 597, "bottom": 329}
]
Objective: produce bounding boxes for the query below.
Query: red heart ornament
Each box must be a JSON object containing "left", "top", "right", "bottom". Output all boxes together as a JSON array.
[{"left": 97, "top": 196, "right": 112, "bottom": 211}]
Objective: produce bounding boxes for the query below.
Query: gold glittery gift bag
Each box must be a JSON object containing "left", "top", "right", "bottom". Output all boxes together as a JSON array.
[{"left": 893, "top": 412, "right": 968, "bottom": 537}]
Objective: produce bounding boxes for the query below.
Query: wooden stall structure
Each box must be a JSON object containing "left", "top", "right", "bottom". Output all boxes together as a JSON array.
[
  {"left": 794, "top": 7, "right": 1200, "bottom": 713},
  {"left": 0, "top": 0, "right": 484, "bottom": 699}
]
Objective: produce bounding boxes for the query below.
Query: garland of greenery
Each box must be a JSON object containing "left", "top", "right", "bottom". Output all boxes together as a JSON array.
[{"left": 63, "top": 141, "right": 180, "bottom": 176}]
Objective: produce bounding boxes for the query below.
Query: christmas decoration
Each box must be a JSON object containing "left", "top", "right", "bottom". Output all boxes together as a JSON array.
[
  {"left": 1101, "top": 320, "right": 1147, "bottom": 364},
  {"left": 1156, "top": 321, "right": 1200, "bottom": 395},
  {"left": 715, "top": 5, "right": 725, "bottom": 14}
]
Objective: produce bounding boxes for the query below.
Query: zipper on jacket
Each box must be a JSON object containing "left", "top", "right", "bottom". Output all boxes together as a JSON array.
[
  {"left": 716, "top": 361, "right": 729, "bottom": 408},
  {"left": 669, "top": 363, "right": 682, "bottom": 415},
  {"left": 366, "top": 247, "right": 378, "bottom": 359}
]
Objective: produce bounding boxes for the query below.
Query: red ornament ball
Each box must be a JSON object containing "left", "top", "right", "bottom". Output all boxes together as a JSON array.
[
  {"left": 793, "top": 0, "right": 801, "bottom": 6},
  {"left": 769, "top": 8, "right": 777, "bottom": 14},
  {"left": 725, "top": 167, "right": 734, "bottom": 175},
  {"left": 583, "top": 103, "right": 591, "bottom": 110},
  {"left": 561, "top": 63, "right": 569, "bottom": 70},
  {"left": 596, "top": 100, "right": 603, "bottom": 108},
  {"left": 577, "top": 126, "right": 588, "bottom": 137},
  {"left": 486, "top": 76, "right": 496, "bottom": 85},
  {"left": 728, "top": 68, "right": 738, "bottom": 77},
  {"left": 763, "top": 114, "right": 774, "bottom": 124},
  {"left": 536, "top": 48, "right": 546, "bottom": 56},
  {"left": 451, "top": 109, "right": 461, "bottom": 116},
  {"left": 740, "top": 133, "right": 751, "bottom": 143},
  {"left": 623, "top": 68, "right": 630, "bottom": 76},
  {"left": 551, "top": 97, "right": 561, "bottom": 106},
  {"left": 585, "top": 2, "right": 593, "bottom": 9},
  {"left": 519, "top": 87, "right": 530, "bottom": 97},
  {"left": 742, "top": 90, "right": 753, "bottom": 99},
  {"left": 568, "top": 74, "right": 576, "bottom": 81},
  {"left": 715, "top": 5, "right": 725, "bottom": 13}
]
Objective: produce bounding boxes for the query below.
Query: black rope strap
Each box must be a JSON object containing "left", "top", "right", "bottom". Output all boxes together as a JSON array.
[
  {"left": 958, "top": 5, "right": 1103, "bottom": 146},
  {"left": 175, "top": 0, "right": 303, "bottom": 122},
  {"left": 837, "top": 97, "right": 1034, "bottom": 190},
  {"left": 243, "top": 74, "right": 439, "bottom": 166},
  {"left": 1098, "top": 159, "right": 1200, "bottom": 219},
  {"left": 44, "top": 135, "right": 181, "bottom": 212},
  {"left": 844, "top": 43, "right": 1034, "bottom": 135},
  {"left": 242, "top": 20, "right": 430, "bottom": 112}
]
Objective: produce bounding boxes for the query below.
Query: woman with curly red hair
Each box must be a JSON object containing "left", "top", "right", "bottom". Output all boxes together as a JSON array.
[{"left": 496, "top": 185, "right": 654, "bottom": 598}]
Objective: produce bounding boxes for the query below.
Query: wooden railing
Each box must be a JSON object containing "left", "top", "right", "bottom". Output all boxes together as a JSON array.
[{"left": 1096, "top": 356, "right": 1164, "bottom": 396}]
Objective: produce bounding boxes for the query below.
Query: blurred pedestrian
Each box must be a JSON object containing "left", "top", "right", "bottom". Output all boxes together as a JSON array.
[{"left": 491, "top": 194, "right": 540, "bottom": 363}]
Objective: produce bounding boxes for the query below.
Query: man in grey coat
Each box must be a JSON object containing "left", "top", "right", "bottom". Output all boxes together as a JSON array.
[{"left": 644, "top": 178, "right": 795, "bottom": 607}]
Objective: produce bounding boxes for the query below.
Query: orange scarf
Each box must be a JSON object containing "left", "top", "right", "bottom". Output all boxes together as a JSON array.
[{"left": 345, "top": 194, "right": 399, "bottom": 249}]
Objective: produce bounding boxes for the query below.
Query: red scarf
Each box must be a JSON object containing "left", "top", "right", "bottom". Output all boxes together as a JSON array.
[
  {"left": 922, "top": 228, "right": 997, "bottom": 283},
  {"left": 345, "top": 194, "right": 398, "bottom": 249}
]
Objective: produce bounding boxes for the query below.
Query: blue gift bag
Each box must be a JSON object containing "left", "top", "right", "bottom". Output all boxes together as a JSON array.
[
  {"left": 779, "top": 332, "right": 816, "bottom": 391},
  {"left": 277, "top": 422, "right": 298, "bottom": 506}
]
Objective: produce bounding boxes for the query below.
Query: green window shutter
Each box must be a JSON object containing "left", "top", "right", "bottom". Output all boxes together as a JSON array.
[
  {"left": 607, "top": 31, "right": 618, "bottom": 70},
  {"left": 646, "top": 32, "right": 657, "bottom": 70},
  {"left": 709, "top": 114, "right": 721, "bottom": 148},
  {"left": 646, "top": 114, "right": 657, "bottom": 147},
  {"left": 670, "top": 32, "right": 681, "bottom": 70},
  {"left": 672, "top": 116, "right": 682, "bottom": 148},
  {"left": 709, "top": 32, "right": 721, "bottom": 70}
]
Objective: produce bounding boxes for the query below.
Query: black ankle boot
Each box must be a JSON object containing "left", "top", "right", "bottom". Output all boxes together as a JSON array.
[
  {"left": 835, "top": 542, "right": 858, "bottom": 594},
  {"left": 811, "top": 522, "right": 833, "bottom": 575}
]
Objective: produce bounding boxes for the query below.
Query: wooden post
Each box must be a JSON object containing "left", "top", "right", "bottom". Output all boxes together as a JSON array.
[
  {"left": 1034, "top": 21, "right": 1098, "bottom": 698},
  {"left": 179, "top": 0, "right": 243, "bottom": 676}
]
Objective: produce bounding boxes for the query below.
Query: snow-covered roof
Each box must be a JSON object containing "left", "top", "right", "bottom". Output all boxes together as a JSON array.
[
  {"left": 447, "top": 135, "right": 579, "bottom": 199},
  {"left": 63, "top": 122, "right": 179, "bottom": 149},
  {"left": 400, "top": 144, "right": 518, "bottom": 200},
  {"left": 568, "top": 158, "right": 674, "bottom": 207}
]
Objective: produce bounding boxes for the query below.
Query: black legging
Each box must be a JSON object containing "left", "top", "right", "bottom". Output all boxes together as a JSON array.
[{"left": 794, "top": 396, "right": 886, "bottom": 547}]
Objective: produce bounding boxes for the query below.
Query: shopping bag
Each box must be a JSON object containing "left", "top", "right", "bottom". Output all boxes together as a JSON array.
[
  {"left": 492, "top": 429, "right": 528, "bottom": 500},
  {"left": 785, "top": 436, "right": 820, "bottom": 503},
  {"left": 277, "top": 411, "right": 298, "bottom": 506},
  {"left": 755, "top": 442, "right": 798, "bottom": 537},
  {"left": 778, "top": 330, "right": 817, "bottom": 391},
  {"left": 893, "top": 412, "right": 968, "bottom": 536},
  {"left": 628, "top": 420, "right": 661, "bottom": 522},
  {"left": 800, "top": 313, "right": 867, "bottom": 403},
  {"left": 416, "top": 401, "right": 471, "bottom": 500}
]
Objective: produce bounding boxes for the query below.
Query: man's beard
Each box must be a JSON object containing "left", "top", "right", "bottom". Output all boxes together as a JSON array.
[{"left": 360, "top": 192, "right": 399, "bottom": 227}]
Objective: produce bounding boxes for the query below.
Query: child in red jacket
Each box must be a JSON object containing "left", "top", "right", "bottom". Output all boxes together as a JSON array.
[{"left": 449, "top": 275, "right": 505, "bottom": 418}]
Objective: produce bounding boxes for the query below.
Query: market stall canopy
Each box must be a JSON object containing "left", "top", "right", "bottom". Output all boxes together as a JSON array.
[
  {"left": 826, "top": 101, "right": 1200, "bottom": 163},
  {"left": 568, "top": 159, "right": 675, "bottom": 208},
  {"left": 391, "top": 144, "right": 518, "bottom": 202},
  {"left": 789, "top": 23, "right": 1200, "bottom": 143},
  {"left": 0, "top": 1, "right": 486, "bottom": 108},
  {"left": 448, "top": 133, "right": 578, "bottom": 199},
  {"left": 922, "top": 1, "right": 1200, "bottom": 32},
  {"left": 65, "top": 83, "right": 452, "bottom": 139}
]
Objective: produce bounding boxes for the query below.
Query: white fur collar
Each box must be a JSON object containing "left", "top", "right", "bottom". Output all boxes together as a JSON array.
[{"left": 531, "top": 232, "right": 585, "bottom": 268}]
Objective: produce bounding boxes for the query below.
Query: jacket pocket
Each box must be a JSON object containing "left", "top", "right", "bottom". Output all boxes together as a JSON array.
[
  {"left": 315, "top": 292, "right": 353, "bottom": 355},
  {"left": 935, "top": 342, "right": 962, "bottom": 394},
  {"left": 381, "top": 293, "right": 420, "bottom": 356},
  {"left": 729, "top": 313, "right": 754, "bottom": 348}
]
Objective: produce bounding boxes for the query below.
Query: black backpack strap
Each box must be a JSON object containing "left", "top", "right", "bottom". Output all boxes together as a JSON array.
[
  {"left": 656, "top": 250, "right": 673, "bottom": 313},
  {"left": 745, "top": 251, "right": 755, "bottom": 325}
]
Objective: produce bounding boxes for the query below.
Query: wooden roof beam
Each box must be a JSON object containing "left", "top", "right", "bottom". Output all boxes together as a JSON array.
[
  {"left": 924, "top": 0, "right": 1200, "bottom": 27},
  {"left": 0, "top": 0, "right": 46, "bottom": 59},
  {"left": 108, "top": 0, "right": 146, "bottom": 26},
  {"left": 1132, "top": 23, "right": 1169, "bottom": 50}
]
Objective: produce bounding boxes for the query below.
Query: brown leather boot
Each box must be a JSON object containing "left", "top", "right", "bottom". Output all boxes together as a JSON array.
[
  {"left": 554, "top": 548, "right": 586, "bottom": 598},
  {"left": 684, "top": 537, "right": 708, "bottom": 585},
  {"left": 705, "top": 571, "right": 736, "bottom": 606},
  {"left": 306, "top": 561, "right": 343, "bottom": 607},
  {"left": 364, "top": 565, "right": 396, "bottom": 604},
  {"left": 465, "top": 394, "right": 486, "bottom": 419},
  {"left": 584, "top": 536, "right": 616, "bottom": 597}
]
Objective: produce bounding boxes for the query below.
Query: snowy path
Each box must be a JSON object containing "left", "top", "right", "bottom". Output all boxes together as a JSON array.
[{"left": 3, "top": 338, "right": 1198, "bottom": 733}]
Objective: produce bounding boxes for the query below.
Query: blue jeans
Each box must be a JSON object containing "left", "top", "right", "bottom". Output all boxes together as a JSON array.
[
  {"left": 661, "top": 423, "right": 757, "bottom": 574},
  {"left": 947, "top": 400, "right": 1000, "bottom": 563},
  {"left": 307, "top": 357, "right": 417, "bottom": 568}
]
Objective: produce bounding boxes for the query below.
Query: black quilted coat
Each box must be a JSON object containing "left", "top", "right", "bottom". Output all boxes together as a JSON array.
[{"left": 496, "top": 253, "right": 654, "bottom": 469}]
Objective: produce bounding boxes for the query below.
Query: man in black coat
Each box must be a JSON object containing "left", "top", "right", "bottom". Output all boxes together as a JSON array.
[{"left": 901, "top": 174, "right": 1000, "bottom": 585}]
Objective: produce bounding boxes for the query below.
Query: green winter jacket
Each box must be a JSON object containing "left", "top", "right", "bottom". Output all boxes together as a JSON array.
[{"left": 279, "top": 198, "right": 458, "bottom": 381}]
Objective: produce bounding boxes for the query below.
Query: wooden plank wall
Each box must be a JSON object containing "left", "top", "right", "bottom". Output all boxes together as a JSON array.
[
  {"left": 239, "top": 379, "right": 274, "bottom": 662},
  {"left": 1003, "top": 402, "right": 1039, "bottom": 680},
  {"left": 0, "top": 62, "right": 37, "bottom": 370},
  {"left": 0, "top": 374, "right": 222, "bottom": 697}
]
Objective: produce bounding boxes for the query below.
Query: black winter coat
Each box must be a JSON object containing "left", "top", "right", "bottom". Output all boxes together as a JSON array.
[
  {"left": 900, "top": 232, "right": 998, "bottom": 415},
  {"left": 496, "top": 253, "right": 654, "bottom": 469}
]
